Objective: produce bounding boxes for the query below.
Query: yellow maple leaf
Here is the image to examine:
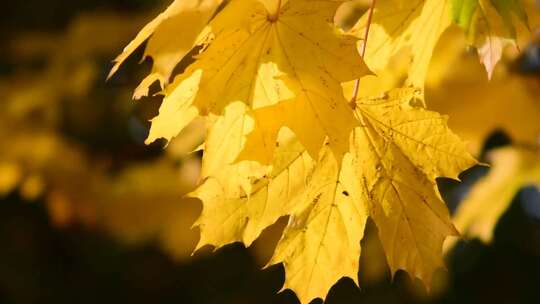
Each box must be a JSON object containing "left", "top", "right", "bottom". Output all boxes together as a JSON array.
[
  {"left": 193, "top": 88, "right": 476, "bottom": 303},
  {"left": 350, "top": 0, "right": 452, "bottom": 87},
  {"left": 145, "top": 0, "right": 370, "bottom": 161},
  {"left": 452, "top": 146, "right": 540, "bottom": 243},
  {"left": 109, "top": 0, "right": 223, "bottom": 98},
  {"left": 267, "top": 146, "right": 369, "bottom": 303},
  {"left": 193, "top": 106, "right": 313, "bottom": 248},
  {"left": 348, "top": 88, "right": 475, "bottom": 286},
  {"left": 108, "top": 1, "right": 485, "bottom": 302}
]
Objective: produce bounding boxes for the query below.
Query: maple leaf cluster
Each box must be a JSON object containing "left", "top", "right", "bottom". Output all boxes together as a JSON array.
[{"left": 110, "top": 0, "right": 535, "bottom": 303}]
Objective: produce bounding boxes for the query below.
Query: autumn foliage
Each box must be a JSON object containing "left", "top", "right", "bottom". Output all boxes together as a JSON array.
[
  {"left": 1, "top": 0, "right": 539, "bottom": 303},
  {"left": 104, "top": 0, "right": 540, "bottom": 303}
]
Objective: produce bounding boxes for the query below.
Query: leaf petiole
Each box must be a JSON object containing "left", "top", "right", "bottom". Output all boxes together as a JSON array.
[{"left": 350, "top": 0, "right": 377, "bottom": 108}]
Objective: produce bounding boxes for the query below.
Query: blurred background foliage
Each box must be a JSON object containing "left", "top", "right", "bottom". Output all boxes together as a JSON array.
[{"left": 0, "top": 0, "right": 539, "bottom": 303}]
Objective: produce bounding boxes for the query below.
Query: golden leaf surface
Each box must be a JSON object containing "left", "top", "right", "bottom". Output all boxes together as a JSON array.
[
  {"left": 145, "top": 0, "right": 370, "bottom": 160},
  {"left": 108, "top": 1, "right": 490, "bottom": 302},
  {"left": 350, "top": 0, "right": 452, "bottom": 87},
  {"left": 193, "top": 103, "right": 313, "bottom": 248},
  {"left": 109, "top": 0, "right": 223, "bottom": 97},
  {"left": 350, "top": 88, "right": 475, "bottom": 286},
  {"left": 193, "top": 88, "right": 476, "bottom": 303},
  {"left": 267, "top": 147, "right": 369, "bottom": 303}
]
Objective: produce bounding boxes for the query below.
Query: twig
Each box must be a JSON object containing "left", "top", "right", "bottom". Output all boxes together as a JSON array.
[
  {"left": 268, "top": 0, "right": 282, "bottom": 22},
  {"left": 350, "top": 0, "right": 377, "bottom": 108}
]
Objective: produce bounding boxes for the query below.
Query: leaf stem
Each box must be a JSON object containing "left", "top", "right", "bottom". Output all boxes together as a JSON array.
[
  {"left": 350, "top": 0, "right": 376, "bottom": 108},
  {"left": 268, "top": 0, "right": 282, "bottom": 22}
]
